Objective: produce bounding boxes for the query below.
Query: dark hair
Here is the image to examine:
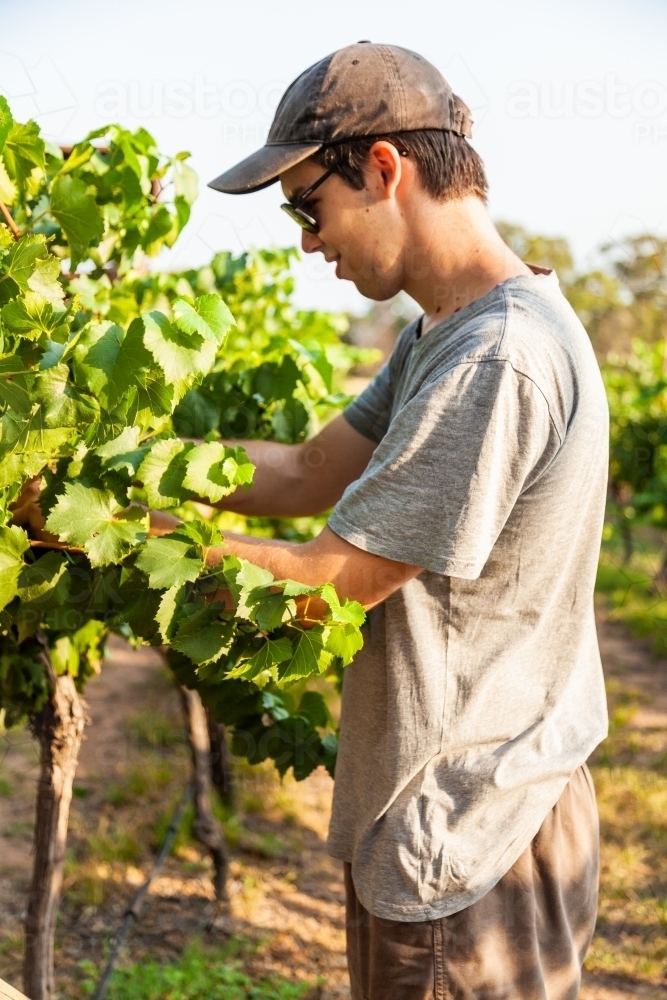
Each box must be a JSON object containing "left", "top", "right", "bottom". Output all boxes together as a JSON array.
[{"left": 312, "top": 129, "right": 488, "bottom": 203}]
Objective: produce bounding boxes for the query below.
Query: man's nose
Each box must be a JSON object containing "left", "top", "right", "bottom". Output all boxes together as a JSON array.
[{"left": 301, "top": 230, "right": 324, "bottom": 254}]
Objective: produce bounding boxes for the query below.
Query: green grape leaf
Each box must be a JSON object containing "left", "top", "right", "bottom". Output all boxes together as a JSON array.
[
  {"left": 74, "top": 318, "right": 155, "bottom": 411},
  {"left": 318, "top": 583, "right": 366, "bottom": 626},
  {"left": 115, "top": 566, "right": 162, "bottom": 643},
  {"left": 28, "top": 255, "right": 65, "bottom": 306},
  {"left": 34, "top": 365, "right": 100, "bottom": 429},
  {"left": 0, "top": 410, "right": 77, "bottom": 487},
  {"left": 253, "top": 357, "right": 301, "bottom": 402},
  {"left": 0, "top": 525, "right": 30, "bottom": 611},
  {"left": 226, "top": 636, "right": 293, "bottom": 681},
  {"left": 1, "top": 291, "right": 63, "bottom": 340},
  {"left": 0, "top": 96, "right": 12, "bottom": 156},
  {"left": 55, "top": 139, "right": 94, "bottom": 177},
  {"left": 137, "top": 437, "right": 193, "bottom": 509},
  {"left": 143, "top": 205, "right": 173, "bottom": 248},
  {"left": 236, "top": 560, "right": 274, "bottom": 592},
  {"left": 171, "top": 603, "right": 234, "bottom": 665},
  {"left": 94, "top": 426, "right": 148, "bottom": 475},
  {"left": 0, "top": 356, "right": 33, "bottom": 413},
  {"left": 136, "top": 536, "right": 202, "bottom": 590},
  {"left": 0, "top": 234, "right": 50, "bottom": 303},
  {"left": 252, "top": 593, "right": 293, "bottom": 631},
  {"left": 45, "top": 484, "right": 148, "bottom": 567},
  {"left": 2, "top": 120, "right": 45, "bottom": 197},
  {"left": 0, "top": 158, "right": 17, "bottom": 209},
  {"left": 173, "top": 294, "right": 234, "bottom": 347},
  {"left": 182, "top": 441, "right": 254, "bottom": 503},
  {"left": 15, "top": 551, "right": 68, "bottom": 642},
  {"left": 221, "top": 554, "right": 242, "bottom": 607},
  {"left": 49, "top": 174, "right": 104, "bottom": 269},
  {"left": 143, "top": 300, "right": 218, "bottom": 395},
  {"left": 297, "top": 690, "right": 331, "bottom": 729},
  {"left": 155, "top": 583, "right": 187, "bottom": 643},
  {"left": 174, "top": 518, "right": 223, "bottom": 549},
  {"left": 173, "top": 158, "right": 198, "bottom": 203},
  {"left": 279, "top": 627, "right": 325, "bottom": 683},
  {"left": 320, "top": 732, "right": 338, "bottom": 778},
  {"left": 324, "top": 621, "right": 364, "bottom": 665},
  {"left": 272, "top": 397, "right": 309, "bottom": 443}
]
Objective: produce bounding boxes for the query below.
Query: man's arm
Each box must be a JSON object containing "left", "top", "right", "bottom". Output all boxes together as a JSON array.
[
  {"left": 206, "top": 413, "right": 376, "bottom": 517},
  {"left": 149, "top": 512, "right": 421, "bottom": 610},
  {"left": 208, "top": 525, "right": 422, "bottom": 610}
]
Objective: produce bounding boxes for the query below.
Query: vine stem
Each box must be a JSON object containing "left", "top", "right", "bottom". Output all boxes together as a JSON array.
[
  {"left": 29, "top": 540, "right": 85, "bottom": 554},
  {"left": 0, "top": 200, "right": 20, "bottom": 240}
]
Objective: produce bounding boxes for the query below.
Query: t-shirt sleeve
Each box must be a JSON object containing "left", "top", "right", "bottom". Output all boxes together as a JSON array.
[
  {"left": 328, "top": 359, "right": 560, "bottom": 579},
  {"left": 343, "top": 360, "right": 394, "bottom": 443}
]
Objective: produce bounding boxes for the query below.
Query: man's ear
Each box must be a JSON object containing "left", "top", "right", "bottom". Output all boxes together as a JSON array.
[{"left": 366, "top": 141, "right": 405, "bottom": 198}]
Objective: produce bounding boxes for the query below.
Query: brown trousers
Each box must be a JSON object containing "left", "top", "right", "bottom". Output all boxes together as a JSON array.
[{"left": 345, "top": 764, "right": 599, "bottom": 1000}]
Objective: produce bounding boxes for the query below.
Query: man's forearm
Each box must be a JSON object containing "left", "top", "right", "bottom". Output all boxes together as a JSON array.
[
  {"left": 207, "top": 526, "right": 421, "bottom": 609},
  {"left": 204, "top": 414, "right": 377, "bottom": 518}
]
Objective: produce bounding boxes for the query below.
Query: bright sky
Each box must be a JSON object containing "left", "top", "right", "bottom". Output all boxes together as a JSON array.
[{"left": 1, "top": 0, "right": 666, "bottom": 314}]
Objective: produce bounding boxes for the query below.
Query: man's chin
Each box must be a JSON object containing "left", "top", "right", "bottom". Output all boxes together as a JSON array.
[{"left": 336, "top": 263, "right": 401, "bottom": 302}]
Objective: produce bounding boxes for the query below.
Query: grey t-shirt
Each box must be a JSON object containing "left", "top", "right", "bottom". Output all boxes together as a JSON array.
[{"left": 327, "top": 269, "right": 609, "bottom": 922}]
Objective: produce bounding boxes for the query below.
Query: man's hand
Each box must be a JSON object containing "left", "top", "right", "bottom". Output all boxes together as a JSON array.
[{"left": 9, "top": 477, "right": 60, "bottom": 542}]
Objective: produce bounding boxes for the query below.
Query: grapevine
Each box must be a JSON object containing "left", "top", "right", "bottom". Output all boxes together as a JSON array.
[{"left": 0, "top": 95, "right": 367, "bottom": 998}]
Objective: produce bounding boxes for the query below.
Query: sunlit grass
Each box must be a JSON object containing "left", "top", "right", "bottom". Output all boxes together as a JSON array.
[
  {"left": 587, "top": 717, "right": 667, "bottom": 983},
  {"left": 597, "top": 532, "right": 667, "bottom": 652},
  {"left": 76, "top": 940, "right": 318, "bottom": 999}
]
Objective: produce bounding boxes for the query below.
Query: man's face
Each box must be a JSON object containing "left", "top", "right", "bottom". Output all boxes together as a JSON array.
[{"left": 280, "top": 151, "right": 409, "bottom": 301}]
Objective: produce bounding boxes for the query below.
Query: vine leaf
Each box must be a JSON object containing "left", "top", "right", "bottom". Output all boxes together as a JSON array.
[
  {"left": 45, "top": 483, "right": 148, "bottom": 567},
  {"left": 74, "top": 318, "right": 154, "bottom": 411},
  {"left": 0, "top": 525, "right": 29, "bottom": 611},
  {"left": 50, "top": 175, "right": 104, "bottom": 269},
  {"left": 0, "top": 95, "right": 12, "bottom": 155},
  {"left": 95, "top": 426, "right": 148, "bottom": 476},
  {"left": 136, "top": 536, "right": 202, "bottom": 590},
  {"left": 182, "top": 441, "right": 254, "bottom": 503},
  {"left": 227, "top": 636, "right": 293, "bottom": 681},
  {"left": 279, "top": 628, "right": 325, "bottom": 683},
  {"left": 2, "top": 119, "right": 44, "bottom": 199},
  {"left": 156, "top": 583, "right": 187, "bottom": 643},
  {"left": 171, "top": 604, "right": 234, "bottom": 665},
  {"left": 143, "top": 301, "right": 216, "bottom": 398},
  {"left": 324, "top": 622, "right": 364, "bottom": 665},
  {"left": 137, "top": 437, "right": 193, "bottom": 509},
  {"left": 15, "top": 551, "right": 68, "bottom": 642}
]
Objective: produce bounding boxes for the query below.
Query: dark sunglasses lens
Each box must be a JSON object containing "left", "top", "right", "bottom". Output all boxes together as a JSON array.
[{"left": 281, "top": 203, "right": 319, "bottom": 233}]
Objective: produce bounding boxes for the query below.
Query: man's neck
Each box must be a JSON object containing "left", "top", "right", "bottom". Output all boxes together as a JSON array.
[{"left": 401, "top": 196, "right": 533, "bottom": 336}]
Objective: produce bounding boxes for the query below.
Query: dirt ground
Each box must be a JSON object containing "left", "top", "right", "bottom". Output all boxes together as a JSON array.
[{"left": 0, "top": 615, "right": 666, "bottom": 998}]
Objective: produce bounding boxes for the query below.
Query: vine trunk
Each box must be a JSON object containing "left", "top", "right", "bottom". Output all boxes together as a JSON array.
[
  {"left": 179, "top": 687, "right": 229, "bottom": 900},
  {"left": 24, "top": 644, "right": 87, "bottom": 1000}
]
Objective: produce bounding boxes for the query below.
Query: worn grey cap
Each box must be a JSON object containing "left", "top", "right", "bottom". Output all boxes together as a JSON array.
[{"left": 209, "top": 42, "right": 473, "bottom": 195}]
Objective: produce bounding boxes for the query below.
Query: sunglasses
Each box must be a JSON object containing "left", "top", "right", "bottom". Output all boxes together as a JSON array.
[{"left": 280, "top": 164, "right": 337, "bottom": 234}]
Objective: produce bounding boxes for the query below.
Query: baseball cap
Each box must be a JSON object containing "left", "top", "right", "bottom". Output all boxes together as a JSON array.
[{"left": 209, "top": 42, "right": 473, "bottom": 195}]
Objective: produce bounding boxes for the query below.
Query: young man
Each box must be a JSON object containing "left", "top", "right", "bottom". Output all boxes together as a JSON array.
[{"left": 205, "top": 42, "right": 609, "bottom": 998}]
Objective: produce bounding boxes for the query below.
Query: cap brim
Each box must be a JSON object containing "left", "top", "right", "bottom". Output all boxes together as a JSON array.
[{"left": 208, "top": 141, "right": 322, "bottom": 194}]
